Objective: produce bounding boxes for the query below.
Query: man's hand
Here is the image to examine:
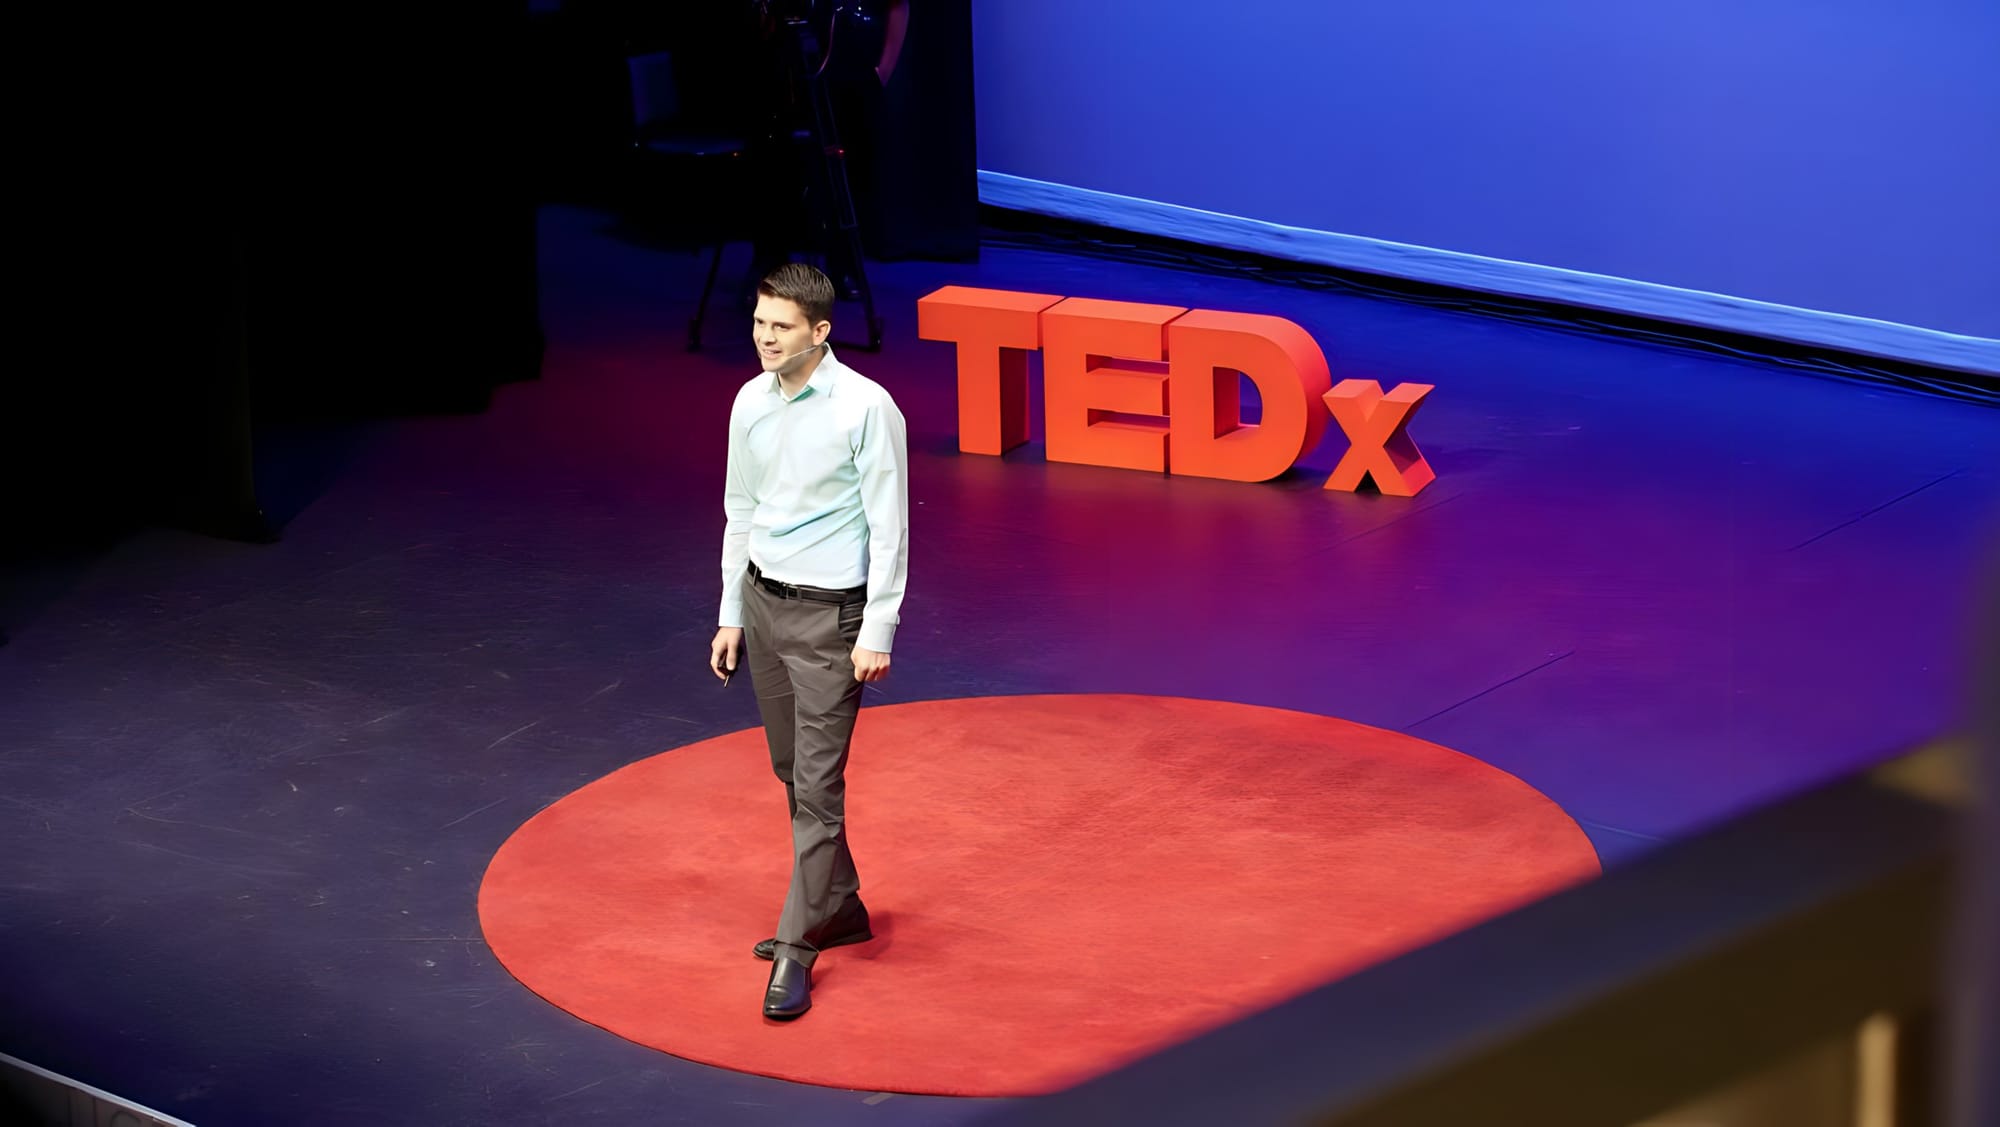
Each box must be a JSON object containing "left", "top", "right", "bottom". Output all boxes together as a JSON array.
[
  {"left": 711, "top": 627, "right": 743, "bottom": 682},
  {"left": 851, "top": 645, "right": 891, "bottom": 683}
]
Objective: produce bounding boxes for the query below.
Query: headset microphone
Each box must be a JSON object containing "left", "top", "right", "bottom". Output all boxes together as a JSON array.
[{"left": 764, "top": 342, "right": 826, "bottom": 371}]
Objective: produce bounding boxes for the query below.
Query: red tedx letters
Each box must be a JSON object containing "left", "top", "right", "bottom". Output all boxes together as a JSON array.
[{"left": 916, "top": 285, "right": 1435, "bottom": 496}]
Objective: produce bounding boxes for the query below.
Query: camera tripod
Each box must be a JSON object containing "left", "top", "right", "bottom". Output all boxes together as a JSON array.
[{"left": 689, "top": 2, "right": 885, "bottom": 352}]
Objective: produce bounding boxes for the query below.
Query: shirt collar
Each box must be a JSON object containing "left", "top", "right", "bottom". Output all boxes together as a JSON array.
[{"left": 765, "top": 345, "right": 842, "bottom": 401}]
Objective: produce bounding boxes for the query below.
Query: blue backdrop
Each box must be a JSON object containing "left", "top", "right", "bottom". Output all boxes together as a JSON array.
[{"left": 972, "top": 0, "right": 2000, "bottom": 341}]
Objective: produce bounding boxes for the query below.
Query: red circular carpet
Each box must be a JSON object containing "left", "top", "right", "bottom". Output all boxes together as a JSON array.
[{"left": 478, "top": 694, "right": 1598, "bottom": 1096}]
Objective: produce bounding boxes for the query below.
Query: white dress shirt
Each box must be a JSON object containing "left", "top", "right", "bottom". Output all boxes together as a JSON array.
[{"left": 719, "top": 347, "right": 910, "bottom": 654}]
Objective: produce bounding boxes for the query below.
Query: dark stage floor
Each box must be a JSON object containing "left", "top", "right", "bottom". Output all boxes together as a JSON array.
[{"left": 3, "top": 205, "right": 1996, "bottom": 1125}]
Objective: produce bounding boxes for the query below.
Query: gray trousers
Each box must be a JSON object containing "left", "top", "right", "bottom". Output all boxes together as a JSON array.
[{"left": 743, "top": 575, "right": 868, "bottom": 967}]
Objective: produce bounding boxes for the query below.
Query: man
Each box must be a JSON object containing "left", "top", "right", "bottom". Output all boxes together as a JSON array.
[{"left": 709, "top": 263, "right": 909, "bottom": 1020}]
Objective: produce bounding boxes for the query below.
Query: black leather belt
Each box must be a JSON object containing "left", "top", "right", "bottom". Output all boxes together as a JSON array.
[{"left": 748, "top": 561, "right": 866, "bottom": 605}]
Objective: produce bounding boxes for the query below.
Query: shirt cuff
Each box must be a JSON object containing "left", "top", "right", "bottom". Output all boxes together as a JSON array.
[
  {"left": 719, "top": 601, "right": 744, "bottom": 630},
  {"left": 858, "top": 620, "right": 896, "bottom": 654}
]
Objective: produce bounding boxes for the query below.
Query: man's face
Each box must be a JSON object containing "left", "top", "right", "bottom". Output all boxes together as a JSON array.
[{"left": 752, "top": 294, "right": 830, "bottom": 375}]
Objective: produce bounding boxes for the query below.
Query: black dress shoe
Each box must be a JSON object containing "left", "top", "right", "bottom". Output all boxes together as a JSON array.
[
  {"left": 753, "top": 920, "right": 873, "bottom": 961},
  {"left": 763, "top": 956, "right": 811, "bottom": 1020}
]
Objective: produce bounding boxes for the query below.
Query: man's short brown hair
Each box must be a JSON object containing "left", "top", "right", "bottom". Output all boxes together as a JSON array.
[{"left": 757, "top": 263, "right": 836, "bottom": 327}]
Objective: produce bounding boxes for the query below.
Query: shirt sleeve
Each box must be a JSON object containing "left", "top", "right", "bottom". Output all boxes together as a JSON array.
[
  {"left": 719, "top": 401, "right": 754, "bottom": 630},
  {"left": 854, "top": 395, "right": 910, "bottom": 653}
]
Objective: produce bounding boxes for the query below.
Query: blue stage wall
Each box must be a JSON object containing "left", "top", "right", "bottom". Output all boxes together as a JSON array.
[{"left": 971, "top": 1, "right": 2000, "bottom": 366}]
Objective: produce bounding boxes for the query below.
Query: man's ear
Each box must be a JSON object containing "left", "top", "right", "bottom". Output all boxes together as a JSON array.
[{"left": 813, "top": 321, "right": 832, "bottom": 345}]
